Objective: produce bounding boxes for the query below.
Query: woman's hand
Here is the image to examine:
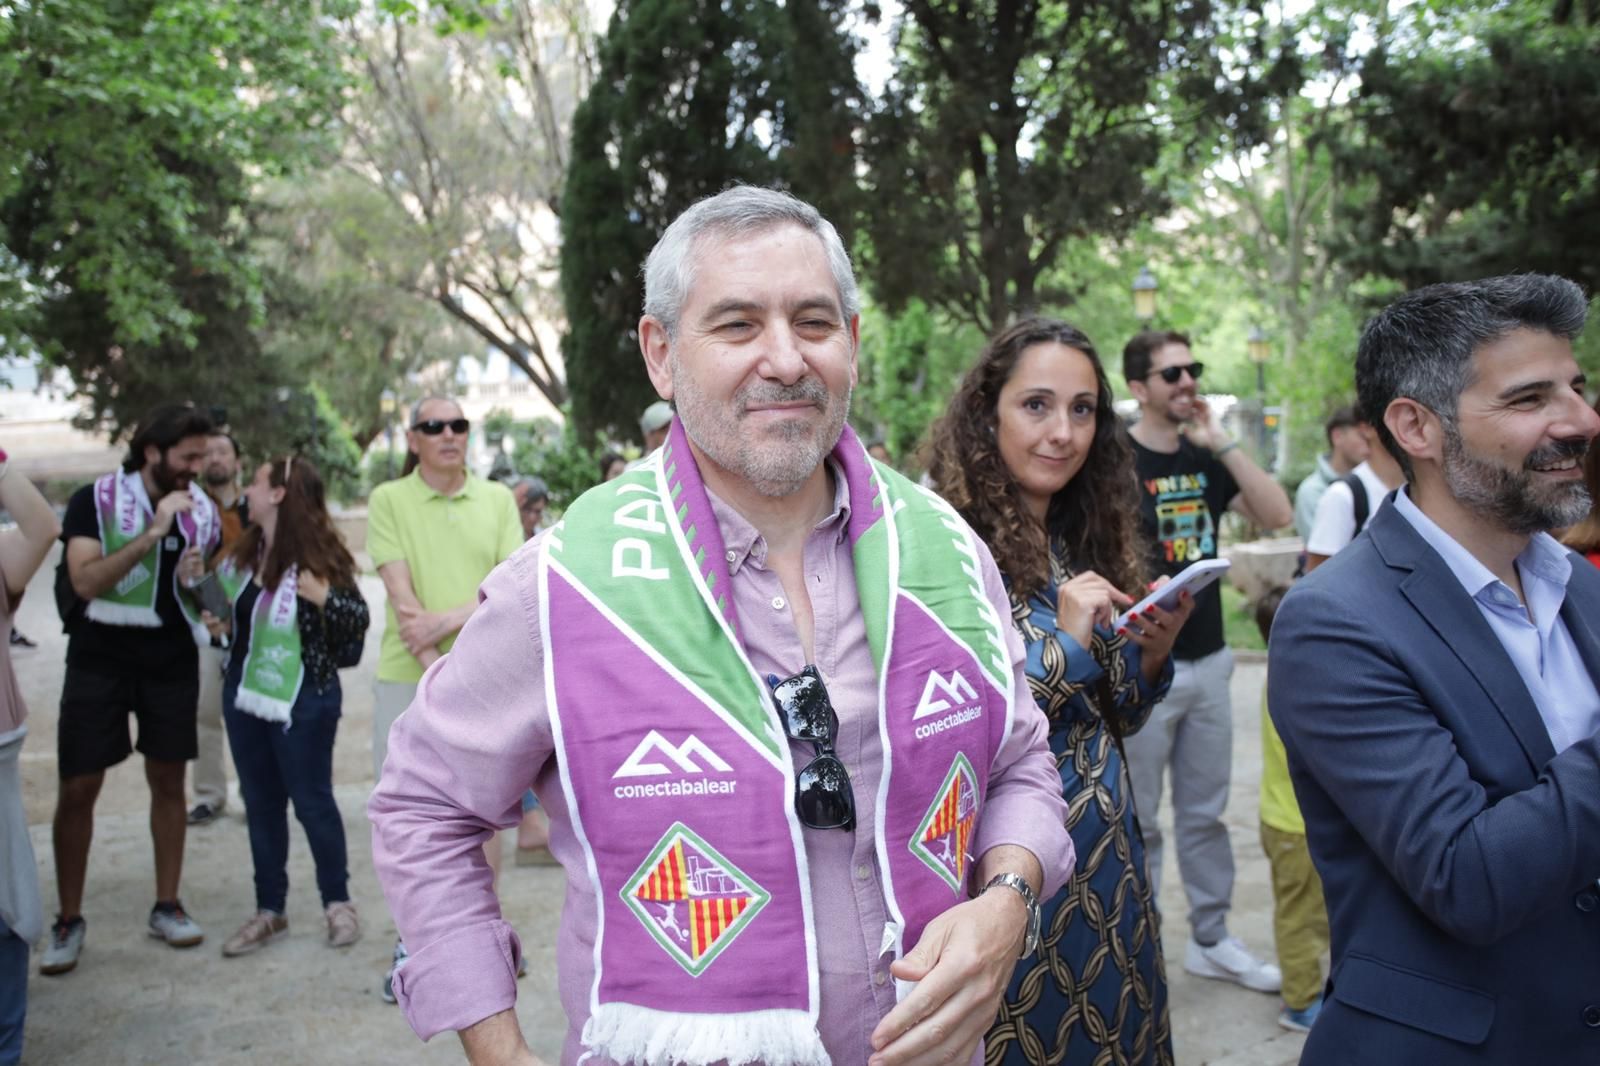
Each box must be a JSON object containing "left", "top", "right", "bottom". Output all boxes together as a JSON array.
[
  {"left": 298, "top": 570, "right": 330, "bottom": 608},
  {"left": 1122, "top": 590, "right": 1196, "bottom": 683},
  {"left": 1055, "top": 571, "right": 1135, "bottom": 650},
  {"left": 199, "top": 609, "right": 231, "bottom": 641}
]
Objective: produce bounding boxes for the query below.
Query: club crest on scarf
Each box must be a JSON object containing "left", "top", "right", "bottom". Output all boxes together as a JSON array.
[
  {"left": 910, "top": 754, "right": 980, "bottom": 892},
  {"left": 622, "top": 822, "right": 771, "bottom": 977}
]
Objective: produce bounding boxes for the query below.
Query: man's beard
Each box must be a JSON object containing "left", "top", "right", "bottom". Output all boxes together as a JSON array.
[
  {"left": 671, "top": 361, "right": 850, "bottom": 498},
  {"left": 1163, "top": 391, "right": 1195, "bottom": 425},
  {"left": 203, "top": 463, "right": 233, "bottom": 487},
  {"left": 1440, "top": 424, "right": 1591, "bottom": 535},
  {"left": 152, "top": 456, "right": 193, "bottom": 496}
]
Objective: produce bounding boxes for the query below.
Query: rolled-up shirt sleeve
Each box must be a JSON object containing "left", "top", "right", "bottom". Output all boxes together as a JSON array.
[
  {"left": 367, "top": 538, "right": 552, "bottom": 1040},
  {"left": 967, "top": 541, "right": 1075, "bottom": 899}
]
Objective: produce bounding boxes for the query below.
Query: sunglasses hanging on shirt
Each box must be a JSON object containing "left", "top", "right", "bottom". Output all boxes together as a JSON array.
[
  {"left": 767, "top": 666, "right": 856, "bottom": 832},
  {"left": 412, "top": 418, "right": 471, "bottom": 436}
]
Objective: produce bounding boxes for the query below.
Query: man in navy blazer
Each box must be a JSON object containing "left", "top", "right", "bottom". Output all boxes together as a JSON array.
[{"left": 1269, "top": 274, "right": 1600, "bottom": 1064}]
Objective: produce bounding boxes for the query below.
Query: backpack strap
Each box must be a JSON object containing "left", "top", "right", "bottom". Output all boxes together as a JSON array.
[{"left": 1341, "top": 471, "right": 1370, "bottom": 533}]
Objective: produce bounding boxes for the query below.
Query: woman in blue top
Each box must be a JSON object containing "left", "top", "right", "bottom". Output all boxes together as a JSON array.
[{"left": 929, "top": 318, "right": 1193, "bottom": 1066}]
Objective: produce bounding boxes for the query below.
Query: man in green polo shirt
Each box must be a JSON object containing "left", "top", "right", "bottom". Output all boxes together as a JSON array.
[{"left": 367, "top": 393, "right": 522, "bottom": 1003}]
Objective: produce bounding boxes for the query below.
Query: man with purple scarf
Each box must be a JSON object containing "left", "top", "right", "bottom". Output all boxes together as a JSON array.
[{"left": 370, "top": 186, "right": 1074, "bottom": 1066}]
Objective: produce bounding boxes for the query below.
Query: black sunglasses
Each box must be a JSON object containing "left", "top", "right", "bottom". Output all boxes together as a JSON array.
[
  {"left": 1148, "top": 362, "right": 1204, "bottom": 385},
  {"left": 412, "top": 418, "right": 470, "bottom": 436},
  {"left": 767, "top": 666, "right": 855, "bottom": 831}
]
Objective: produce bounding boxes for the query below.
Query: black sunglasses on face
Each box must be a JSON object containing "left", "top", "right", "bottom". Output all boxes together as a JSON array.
[
  {"left": 768, "top": 666, "right": 856, "bottom": 832},
  {"left": 1148, "top": 362, "right": 1204, "bottom": 385},
  {"left": 412, "top": 418, "right": 470, "bottom": 436}
]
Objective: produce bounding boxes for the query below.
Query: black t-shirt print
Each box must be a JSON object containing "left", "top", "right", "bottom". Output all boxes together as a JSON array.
[{"left": 1131, "top": 438, "right": 1239, "bottom": 661}]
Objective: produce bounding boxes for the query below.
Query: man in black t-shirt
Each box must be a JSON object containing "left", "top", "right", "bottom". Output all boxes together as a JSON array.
[
  {"left": 39, "top": 405, "right": 220, "bottom": 976},
  {"left": 1121, "top": 330, "right": 1294, "bottom": 995}
]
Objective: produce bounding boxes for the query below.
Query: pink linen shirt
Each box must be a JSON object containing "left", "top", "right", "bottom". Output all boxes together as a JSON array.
[{"left": 369, "top": 473, "right": 1074, "bottom": 1064}]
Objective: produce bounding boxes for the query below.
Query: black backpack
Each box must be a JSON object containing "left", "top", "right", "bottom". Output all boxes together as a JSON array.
[
  {"left": 54, "top": 549, "right": 86, "bottom": 633},
  {"left": 1340, "top": 471, "right": 1371, "bottom": 533}
]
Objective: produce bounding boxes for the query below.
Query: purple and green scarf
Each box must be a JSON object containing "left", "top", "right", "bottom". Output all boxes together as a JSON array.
[
  {"left": 539, "top": 419, "right": 1017, "bottom": 1065},
  {"left": 86, "top": 468, "right": 218, "bottom": 642}
]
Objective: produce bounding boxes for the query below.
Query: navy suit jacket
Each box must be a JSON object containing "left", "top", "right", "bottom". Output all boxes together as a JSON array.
[{"left": 1269, "top": 500, "right": 1600, "bottom": 1064}]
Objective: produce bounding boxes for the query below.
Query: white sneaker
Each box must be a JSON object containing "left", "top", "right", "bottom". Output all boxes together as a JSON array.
[
  {"left": 39, "top": 916, "right": 86, "bottom": 975},
  {"left": 1184, "top": 935, "right": 1282, "bottom": 993},
  {"left": 148, "top": 902, "right": 204, "bottom": 948}
]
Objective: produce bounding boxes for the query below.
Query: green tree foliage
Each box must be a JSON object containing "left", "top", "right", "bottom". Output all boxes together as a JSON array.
[
  {"left": 276, "top": 385, "right": 367, "bottom": 503},
  {"left": 480, "top": 408, "right": 607, "bottom": 511},
  {"left": 852, "top": 300, "right": 983, "bottom": 468},
  {"left": 1330, "top": 4, "right": 1600, "bottom": 294},
  {"left": 559, "top": 0, "right": 864, "bottom": 441},
  {"left": 860, "top": 0, "right": 1292, "bottom": 336},
  {"left": 0, "top": 0, "right": 352, "bottom": 429}
]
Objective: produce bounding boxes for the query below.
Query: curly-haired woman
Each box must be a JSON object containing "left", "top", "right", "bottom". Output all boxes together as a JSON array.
[
  {"left": 195, "top": 456, "right": 370, "bottom": 958},
  {"left": 928, "top": 318, "right": 1192, "bottom": 1066},
  {"left": 1560, "top": 396, "right": 1600, "bottom": 568}
]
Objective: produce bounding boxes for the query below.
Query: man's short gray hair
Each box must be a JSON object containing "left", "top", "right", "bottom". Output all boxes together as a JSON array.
[
  {"left": 1355, "top": 274, "right": 1589, "bottom": 476},
  {"left": 409, "top": 394, "right": 462, "bottom": 426},
  {"left": 642, "top": 185, "right": 860, "bottom": 338}
]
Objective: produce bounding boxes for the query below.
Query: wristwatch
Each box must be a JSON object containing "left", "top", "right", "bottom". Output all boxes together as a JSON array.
[{"left": 981, "top": 872, "right": 1042, "bottom": 958}]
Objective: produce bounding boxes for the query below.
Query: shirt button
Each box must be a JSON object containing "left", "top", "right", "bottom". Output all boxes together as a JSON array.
[
  {"left": 1576, "top": 890, "right": 1599, "bottom": 913},
  {"left": 772, "top": 596, "right": 786, "bottom": 610},
  {"left": 873, "top": 970, "right": 887, "bottom": 987},
  {"left": 855, "top": 863, "right": 871, "bottom": 881},
  {"left": 1584, "top": 1005, "right": 1600, "bottom": 1028},
  {"left": 726, "top": 550, "right": 737, "bottom": 563}
]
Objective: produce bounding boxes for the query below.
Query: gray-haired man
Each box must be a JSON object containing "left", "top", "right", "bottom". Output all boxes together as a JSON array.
[{"left": 370, "top": 186, "right": 1073, "bottom": 1065}]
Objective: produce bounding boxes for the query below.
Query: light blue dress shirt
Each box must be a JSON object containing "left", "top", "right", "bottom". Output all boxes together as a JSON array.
[{"left": 1393, "top": 487, "right": 1600, "bottom": 753}]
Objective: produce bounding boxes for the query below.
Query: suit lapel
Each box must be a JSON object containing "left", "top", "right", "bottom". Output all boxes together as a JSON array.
[{"left": 1371, "top": 507, "right": 1557, "bottom": 772}]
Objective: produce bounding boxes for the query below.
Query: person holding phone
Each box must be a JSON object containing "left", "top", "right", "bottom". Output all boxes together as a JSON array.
[
  {"left": 928, "top": 318, "right": 1192, "bottom": 1065},
  {"left": 195, "top": 456, "right": 369, "bottom": 957}
]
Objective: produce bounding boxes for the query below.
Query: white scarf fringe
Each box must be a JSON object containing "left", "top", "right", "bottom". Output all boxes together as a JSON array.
[
  {"left": 232, "top": 687, "right": 293, "bottom": 725},
  {"left": 580, "top": 1003, "right": 830, "bottom": 1066},
  {"left": 84, "top": 599, "right": 162, "bottom": 627}
]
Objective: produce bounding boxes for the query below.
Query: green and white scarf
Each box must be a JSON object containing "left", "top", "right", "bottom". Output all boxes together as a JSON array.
[
  {"left": 218, "top": 558, "right": 305, "bottom": 725},
  {"left": 86, "top": 468, "right": 218, "bottom": 641}
]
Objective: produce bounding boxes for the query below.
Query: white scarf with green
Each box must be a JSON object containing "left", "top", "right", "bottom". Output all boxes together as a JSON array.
[
  {"left": 87, "top": 467, "right": 218, "bottom": 641},
  {"left": 217, "top": 558, "right": 305, "bottom": 725}
]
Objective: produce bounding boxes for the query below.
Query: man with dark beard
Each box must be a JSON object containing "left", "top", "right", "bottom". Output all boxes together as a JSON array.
[
  {"left": 370, "top": 186, "right": 1073, "bottom": 1066},
  {"left": 188, "top": 430, "right": 247, "bottom": 826},
  {"left": 41, "top": 405, "right": 221, "bottom": 975},
  {"left": 1268, "top": 275, "right": 1600, "bottom": 1065}
]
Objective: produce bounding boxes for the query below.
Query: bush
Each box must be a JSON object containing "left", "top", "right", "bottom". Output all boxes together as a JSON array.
[{"left": 480, "top": 408, "right": 609, "bottom": 514}]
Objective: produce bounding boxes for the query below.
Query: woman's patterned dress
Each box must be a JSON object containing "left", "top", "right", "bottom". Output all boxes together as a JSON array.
[{"left": 986, "top": 552, "right": 1176, "bottom": 1066}]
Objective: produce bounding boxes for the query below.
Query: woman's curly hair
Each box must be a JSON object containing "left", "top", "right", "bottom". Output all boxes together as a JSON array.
[
  {"left": 1560, "top": 395, "right": 1600, "bottom": 555},
  {"left": 927, "top": 317, "right": 1149, "bottom": 603}
]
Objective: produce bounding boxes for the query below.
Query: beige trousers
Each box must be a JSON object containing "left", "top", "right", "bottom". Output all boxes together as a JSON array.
[
  {"left": 190, "top": 644, "right": 230, "bottom": 809},
  {"left": 371, "top": 680, "right": 419, "bottom": 784}
]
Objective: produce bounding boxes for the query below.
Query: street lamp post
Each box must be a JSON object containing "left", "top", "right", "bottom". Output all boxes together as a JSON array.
[
  {"left": 1247, "top": 326, "right": 1271, "bottom": 464},
  {"left": 1132, "top": 266, "right": 1159, "bottom": 323},
  {"left": 379, "top": 388, "right": 397, "bottom": 481}
]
